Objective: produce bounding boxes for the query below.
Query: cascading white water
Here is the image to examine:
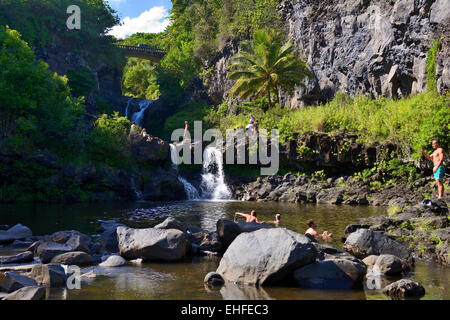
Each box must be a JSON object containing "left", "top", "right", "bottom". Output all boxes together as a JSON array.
[
  {"left": 200, "top": 147, "right": 232, "bottom": 200},
  {"left": 125, "top": 97, "right": 134, "bottom": 119},
  {"left": 170, "top": 144, "right": 200, "bottom": 200},
  {"left": 129, "top": 100, "right": 153, "bottom": 127}
]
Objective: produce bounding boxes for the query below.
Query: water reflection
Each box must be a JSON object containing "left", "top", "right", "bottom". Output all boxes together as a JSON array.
[{"left": 1, "top": 201, "right": 449, "bottom": 300}]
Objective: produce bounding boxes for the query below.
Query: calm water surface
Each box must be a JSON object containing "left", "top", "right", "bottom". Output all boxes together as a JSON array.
[{"left": 0, "top": 201, "right": 448, "bottom": 300}]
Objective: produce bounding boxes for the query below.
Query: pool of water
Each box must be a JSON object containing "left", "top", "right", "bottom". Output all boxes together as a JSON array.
[{"left": 0, "top": 201, "right": 448, "bottom": 300}]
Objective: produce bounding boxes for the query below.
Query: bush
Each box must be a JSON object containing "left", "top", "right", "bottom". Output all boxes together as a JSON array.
[{"left": 86, "top": 112, "right": 131, "bottom": 168}]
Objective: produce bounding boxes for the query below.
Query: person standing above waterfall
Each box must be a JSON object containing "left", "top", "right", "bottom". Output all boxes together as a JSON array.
[
  {"left": 234, "top": 210, "right": 262, "bottom": 223},
  {"left": 184, "top": 121, "right": 189, "bottom": 140},
  {"left": 246, "top": 115, "right": 255, "bottom": 132},
  {"left": 418, "top": 140, "right": 446, "bottom": 198}
]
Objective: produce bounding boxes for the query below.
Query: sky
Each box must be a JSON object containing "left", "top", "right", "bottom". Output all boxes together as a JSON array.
[{"left": 106, "top": 0, "right": 173, "bottom": 39}]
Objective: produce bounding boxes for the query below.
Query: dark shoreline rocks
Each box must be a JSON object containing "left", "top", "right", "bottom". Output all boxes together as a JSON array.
[{"left": 343, "top": 199, "right": 449, "bottom": 266}]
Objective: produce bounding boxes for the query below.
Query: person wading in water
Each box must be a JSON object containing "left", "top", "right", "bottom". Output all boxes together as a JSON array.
[{"left": 418, "top": 139, "right": 446, "bottom": 198}]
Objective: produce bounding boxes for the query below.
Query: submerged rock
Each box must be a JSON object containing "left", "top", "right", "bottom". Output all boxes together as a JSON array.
[
  {"left": 216, "top": 228, "right": 317, "bottom": 286},
  {"left": 204, "top": 272, "right": 224, "bottom": 287},
  {"left": 382, "top": 279, "right": 425, "bottom": 299},
  {"left": 294, "top": 258, "right": 366, "bottom": 289}
]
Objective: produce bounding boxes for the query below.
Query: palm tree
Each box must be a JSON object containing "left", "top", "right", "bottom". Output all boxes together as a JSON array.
[{"left": 227, "top": 29, "right": 313, "bottom": 109}]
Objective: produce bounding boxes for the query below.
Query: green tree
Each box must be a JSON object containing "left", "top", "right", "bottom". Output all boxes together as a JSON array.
[
  {"left": 0, "top": 26, "right": 85, "bottom": 155},
  {"left": 227, "top": 29, "right": 313, "bottom": 109}
]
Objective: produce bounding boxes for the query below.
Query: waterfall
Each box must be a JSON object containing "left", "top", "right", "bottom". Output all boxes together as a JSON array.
[
  {"left": 130, "top": 177, "right": 143, "bottom": 201},
  {"left": 200, "top": 147, "right": 232, "bottom": 200},
  {"left": 125, "top": 97, "right": 134, "bottom": 119},
  {"left": 128, "top": 100, "right": 153, "bottom": 127},
  {"left": 170, "top": 144, "right": 200, "bottom": 200}
]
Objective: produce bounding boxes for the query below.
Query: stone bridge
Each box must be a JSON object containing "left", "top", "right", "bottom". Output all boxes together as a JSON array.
[{"left": 116, "top": 44, "right": 165, "bottom": 63}]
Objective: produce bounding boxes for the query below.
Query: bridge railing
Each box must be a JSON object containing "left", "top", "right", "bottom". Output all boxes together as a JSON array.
[{"left": 115, "top": 44, "right": 166, "bottom": 58}]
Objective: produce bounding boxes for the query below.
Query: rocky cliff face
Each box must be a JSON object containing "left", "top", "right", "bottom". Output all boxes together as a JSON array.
[
  {"left": 206, "top": 0, "right": 450, "bottom": 109},
  {"left": 35, "top": 43, "right": 124, "bottom": 114}
]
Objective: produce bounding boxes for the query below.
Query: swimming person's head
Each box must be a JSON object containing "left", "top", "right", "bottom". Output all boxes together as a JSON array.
[
  {"left": 275, "top": 214, "right": 281, "bottom": 220},
  {"left": 250, "top": 210, "right": 256, "bottom": 216},
  {"left": 307, "top": 219, "right": 316, "bottom": 228}
]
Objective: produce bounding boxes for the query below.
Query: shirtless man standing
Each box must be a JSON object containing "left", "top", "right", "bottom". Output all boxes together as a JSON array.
[
  {"left": 234, "top": 210, "right": 261, "bottom": 223},
  {"left": 418, "top": 139, "right": 446, "bottom": 198}
]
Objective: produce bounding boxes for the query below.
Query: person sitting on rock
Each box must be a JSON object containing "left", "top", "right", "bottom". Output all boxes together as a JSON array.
[
  {"left": 234, "top": 210, "right": 262, "bottom": 223},
  {"left": 305, "top": 219, "right": 333, "bottom": 242}
]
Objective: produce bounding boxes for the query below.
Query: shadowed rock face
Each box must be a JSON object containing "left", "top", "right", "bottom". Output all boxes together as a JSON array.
[
  {"left": 216, "top": 228, "right": 317, "bottom": 286},
  {"left": 294, "top": 258, "right": 367, "bottom": 289},
  {"left": 205, "top": 0, "right": 450, "bottom": 108}
]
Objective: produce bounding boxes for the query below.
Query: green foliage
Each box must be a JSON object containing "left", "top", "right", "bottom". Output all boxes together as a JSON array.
[
  {"left": 425, "top": 38, "right": 442, "bottom": 93},
  {"left": 228, "top": 29, "right": 313, "bottom": 108},
  {"left": 0, "top": 26, "right": 86, "bottom": 156},
  {"left": 163, "top": 102, "right": 211, "bottom": 140},
  {"left": 400, "top": 221, "right": 415, "bottom": 231},
  {"left": 86, "top": 112, "right": 131, "bottom": 168},
  {"left": 66, "top": 67, "right": 96, "bottom": 98},
  {"left": 0, "top": 0, "right": 123, "bottom": 68},
  {"left": 311, "top": 170, "right": 326, "bottom": 182},
  {"left": 122, "top": 58, "right": 160, "bottom": 100},
  {"left": 208, "top": 90, "right": 449, "bottom": 151}
]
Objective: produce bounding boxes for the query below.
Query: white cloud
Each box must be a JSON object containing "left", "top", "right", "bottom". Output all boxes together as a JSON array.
[{"left": 107, "top": 6, "right": 171, "bottom": 39}]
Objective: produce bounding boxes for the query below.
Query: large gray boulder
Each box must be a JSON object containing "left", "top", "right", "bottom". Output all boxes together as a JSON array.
[
  {"left": 50, "top": 251, "right": 94, "bottom": 266},
  {"left": 343, "top": 229, "right": 412, "bottom": 263},
  {"left": 294, "top": 258, "right": 367, "bottom": 289},
  {"left": 36, "top": 242, "right": 73, "bottom": 263},
  {"left": 0, "top": 272, "right": 37, "bottom": 293},
  {"left": 216, "top": 228, "right": 317, "bottom": 286},
  {"left": 3, "top": 286, "right": 45, "bottom": 300},
  {"left": 382, "top": 279, "right": 425, "bottom": 299},
  {"left": 27, "top": 264, "right": 67, "bottom": 287},
  {"left": 117, "top": 226, "right": 188, "bottom": 262},
  {"left": 0, "top": 251, "right": 34, "bottom": 264},
  {"left": 0, "top": 224, "right": 32, "bottom": 245}
]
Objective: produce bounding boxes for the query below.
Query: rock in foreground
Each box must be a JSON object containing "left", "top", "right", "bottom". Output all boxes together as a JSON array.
[
  {"left": 294, "top": 258, "right": 367, "bottom": 289},
  {"left": 382, "top": 279, "right": 425, "bottom": 299},
  {"left": 216, "top": 228, "right": 317, "bottom": 286},
  {"left": 0, "top": 251, "right": 34, "bottom": 264},
  {"left": 117, "top": 226, "right": 188, "bottom": 262},
  {"left": 3, "top": 286, "right": 45, "bottom": 300},
  {"left": 0, "top": 272, "right": 37, "bottom": 293}
]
